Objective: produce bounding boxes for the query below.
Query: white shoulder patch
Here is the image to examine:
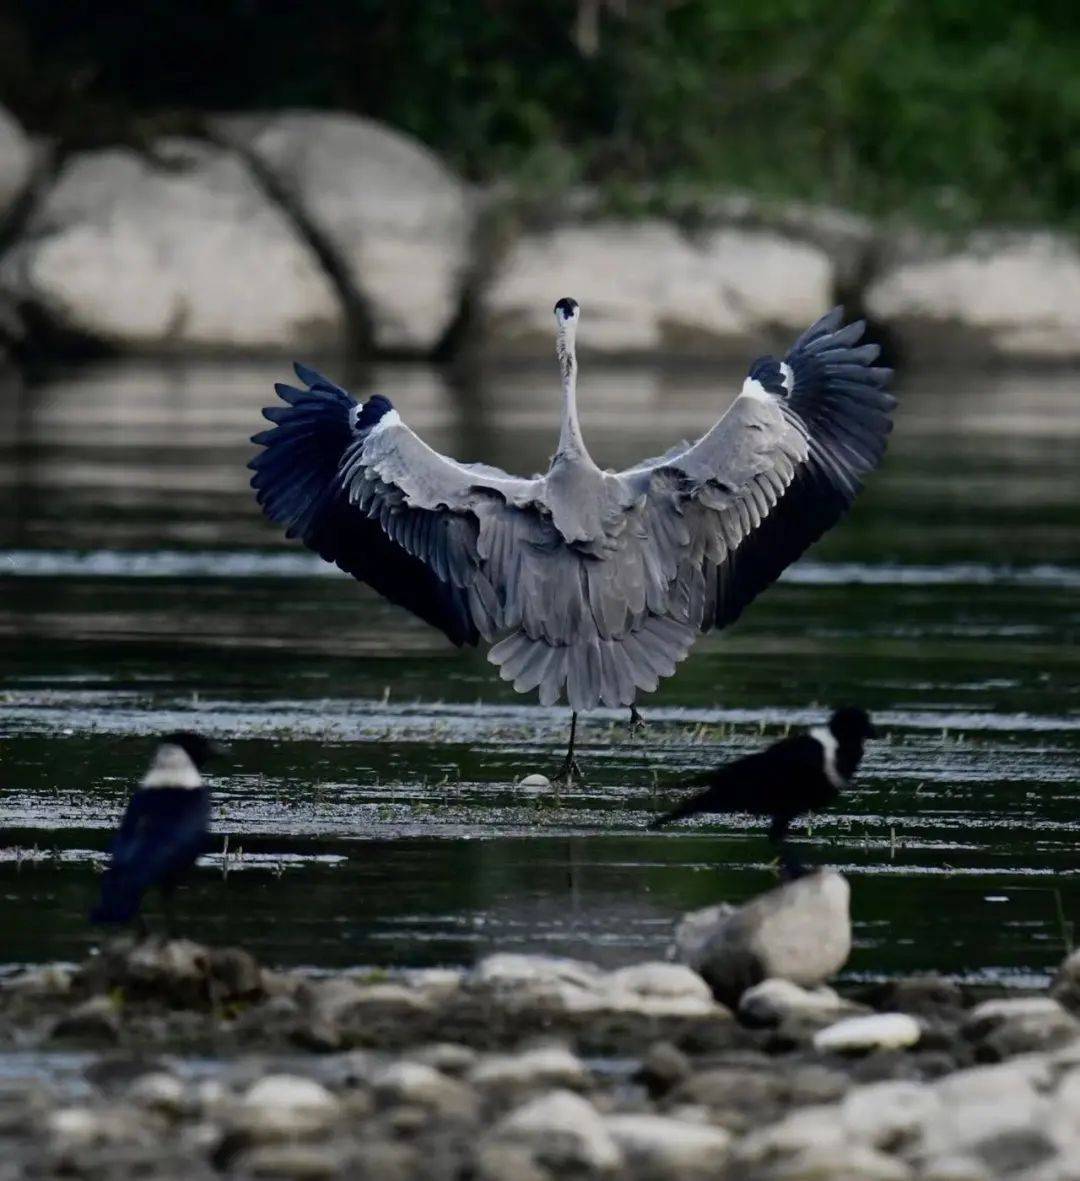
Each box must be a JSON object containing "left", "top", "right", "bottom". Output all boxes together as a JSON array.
[
  {"left": 779, "top": 361, "right": 794, "bottom": 394},
  {"left": 371, "top": 408, "right": 401, "bottom": 432},
  {"left": 739, "top": 376, "right": 773, "bottom": 404},
  {"left": 140, "top": 743, "right": 203, "bottom": 790},
  {"left": 809, "top": 725, "right": 844, "bottom": 789}
]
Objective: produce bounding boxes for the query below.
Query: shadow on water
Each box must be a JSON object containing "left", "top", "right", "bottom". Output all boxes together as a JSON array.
[{"left": 1, "top": 357, "right": 1079, "bottom": 984}]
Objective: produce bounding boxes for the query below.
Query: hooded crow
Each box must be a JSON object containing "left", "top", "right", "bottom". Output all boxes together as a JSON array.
[
  {"left": 649, "top": 708, "right": 877, "bottom": 844},
  {"left": 91, "top": 732, "right": 217, "bottom": 930}
]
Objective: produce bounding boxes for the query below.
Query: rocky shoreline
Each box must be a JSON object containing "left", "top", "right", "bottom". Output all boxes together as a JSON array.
[
  {"left": 5, "top": 872, "right": 1080, "bottom": 1179},
  {"left": 4, "top": 103, "right": 1080, "bottom": 368}
]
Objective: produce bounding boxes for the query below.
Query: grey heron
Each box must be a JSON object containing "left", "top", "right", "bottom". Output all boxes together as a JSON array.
[{"left": 251, "top": 301, "right": 894, "bottom": 781}]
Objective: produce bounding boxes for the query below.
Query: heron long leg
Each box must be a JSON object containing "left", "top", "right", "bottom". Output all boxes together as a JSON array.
[
  {"left": 627, "top": 705, "right": 647, "bottom": 735},
  {"left": 554, "top": 711, "right": 584, "bottom": 787}
]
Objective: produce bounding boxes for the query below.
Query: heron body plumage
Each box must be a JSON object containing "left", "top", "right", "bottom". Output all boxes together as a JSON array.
[{"left": 251, "top": 304, "right": 895, "bottom": 714}]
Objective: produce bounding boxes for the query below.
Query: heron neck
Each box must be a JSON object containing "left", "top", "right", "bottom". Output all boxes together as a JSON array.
[{"left": 556, "top": 345, "right": 591, "bottom": 462}]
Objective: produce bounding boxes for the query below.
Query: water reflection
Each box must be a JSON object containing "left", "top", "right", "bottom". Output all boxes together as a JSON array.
[{"left": 1, "top": 357, "right": 1079, "bottom": 982}]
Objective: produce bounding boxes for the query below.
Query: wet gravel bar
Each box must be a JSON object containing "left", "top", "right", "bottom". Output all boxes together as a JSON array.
[{"left": 4, "top": 931, "right": 1080, "bottom": 1180}]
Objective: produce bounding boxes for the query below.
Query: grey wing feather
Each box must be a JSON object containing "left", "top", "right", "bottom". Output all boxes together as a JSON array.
[{"left": 618, "top": 308, "right": 896, "bottom": 632}]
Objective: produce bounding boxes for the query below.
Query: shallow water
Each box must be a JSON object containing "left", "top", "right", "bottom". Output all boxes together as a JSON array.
[{"left": 2, "top": 356, "right": 1078, "bottom": 985}]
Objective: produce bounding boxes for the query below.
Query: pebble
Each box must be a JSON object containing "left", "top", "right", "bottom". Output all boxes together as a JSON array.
[
  {"left": 604, "top": 1113, "right": 731, "bottom": 1176},
  {"left": 232, "top": 1144, "right": 344, "bottom": 1178},
  {"left": 739, "top": 978, "right": 856, "bottom": 1027},
  {"left": 485, "top": 1089, "right": 622, "bottom": 1174},
  {"left": 469, "top": 1044, "right": 590, "bottom": 1093},
  {"left": 50, "top": 996, "right": 120, "bottom": 1043},
  {"left": 813, "top": 1013, "right": 922, "bottom": 1053},
  {"left": 371, "top": 1061, "right": 478, "bottom": 1119},
  {"left": 237, "top": 1075, "right": 341, "bottom": 1140},
  {"left": 517, "top": 773, "right": 552, "bottom": 792},
  {"left": 126, "top": 1071, "right": 188, "bottom": 1116}
]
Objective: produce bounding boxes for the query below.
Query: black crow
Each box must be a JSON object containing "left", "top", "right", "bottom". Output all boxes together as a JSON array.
[
  {"left": 91, "top": 732, "right": 217, "bottom": 931},
  {"left": 649, "top": 708, "right": 877, "bottom": 844}
]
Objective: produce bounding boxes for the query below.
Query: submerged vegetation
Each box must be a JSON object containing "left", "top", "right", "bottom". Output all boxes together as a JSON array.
[{"left": 2, "top": 1, "right": 1080, "bottom": 229}]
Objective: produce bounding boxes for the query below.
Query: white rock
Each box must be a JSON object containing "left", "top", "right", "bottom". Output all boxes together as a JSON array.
[
  {"left": 814, "top": 1013, "right": 921, "bottom": 1053},
  {"left": 735, "top": 1104, "right": 848, "bottom": 1162},
  {"left": 840, "top": 1080, "right": 938, "bottom": 1148},
  {"left": 470, "top": 1044, "right": 589, "bottom": 1092},
  {"left": 517, "top": 773, "right": 552, "bottom": 792},
  {"left": 127, "top": 1071, "right": 188, "bottom": 1115},
  {"left": 918, "top": 1156, "right": 993, "bottom": 1181},
  {"left": 408, "top": 1042, "right": 478, "bottom": 1076},
  {"left": 739, "top": 978, "right": 854, "bottom": 1026},
  {"left": 371, "top": 1060, "right": 477, "bottom": 1117},
  {"left": 239, "top": 1075, "right": 340, "bottom": 1139},
  {"left": 484, "top": 220, "right": 833, "bottom": 356},
  {"left": 0, "top": 140, "right": 343, "bottom": 352},
  {"left": 486, "top": 1089, "right": 622, "bottom": 1174},
  {"left": 604, "top": 1113, "right": 731, "bottom": 1176},
  {"left": 967, "top": 996, "right": 1067, "bottom": 1024},
  {"left": 46, "top": 1105, "right": 148, "bottom": 1148},
  {"left": 472, "top": 953, "right": 602, "bottom": 990},
  {"left": 766, "top": 1144, "right": 914, "bottom": 1180},
  {"left": 964, "top": 996, "right": 1080, "bottom": 1053},
  {"left": 470, "top": 953, "right": 607, "bottom": 1013},
  {"left": 5, "top": 963, "right": 73, "bottom": 994},
  {"left": 307, "top": 977, "right": 433, "bottom": 1025},
  {"left": 216, "top": 110, "right": 472, "bottom": 353},
  {"left": 866, "top": 231, "right": 1080, "bottom": 360},
  {"left": 675, "top": 871, "right": 851, "bottom": 1005},
  {"left": 0, "top": 105, "right": 33, "bottom": 220},
  {"left": 921, "top": 1059, "right": 1052, "bottom": 1158},
  {"left": 231, "top": 1143, "right": 343, "bottom": 1178},
  {"left": 602, "top": 962, "right": 717, "bottom": 1017}
]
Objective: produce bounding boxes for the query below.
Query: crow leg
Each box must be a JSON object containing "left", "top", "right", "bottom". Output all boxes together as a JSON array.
[
  {"left": 554, "top": 711, "right": 584, "bottom": 788},
  {"left": 767, "top": 813, "right": 793, "bottom": 844},
  {"left": 776, "top": 842, "right": 814, "bottom": 881},
  {"left": 161, "top": 887, "right": 177, "bottom": 940},
  {"left": 627, "top": 706, "right": 647, "bottom": 735}
]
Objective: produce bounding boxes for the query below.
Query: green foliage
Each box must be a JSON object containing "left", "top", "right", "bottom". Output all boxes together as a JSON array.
[{"left": 2, "top": 0, "right": 1080, "bottom": 227}]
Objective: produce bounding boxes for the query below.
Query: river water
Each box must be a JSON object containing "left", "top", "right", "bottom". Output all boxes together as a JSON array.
[{"left": 1, "top": 356, "right": 1078, "bottom": 985}]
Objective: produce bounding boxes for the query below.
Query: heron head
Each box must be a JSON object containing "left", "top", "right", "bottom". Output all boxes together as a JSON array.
[{"left": 553, "top": 297, "right": 580, "bottom": 327}]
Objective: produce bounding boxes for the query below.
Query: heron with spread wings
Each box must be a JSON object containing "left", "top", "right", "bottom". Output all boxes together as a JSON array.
[{"left": 251, "top": 299, "right": 894, "bottom": 782}]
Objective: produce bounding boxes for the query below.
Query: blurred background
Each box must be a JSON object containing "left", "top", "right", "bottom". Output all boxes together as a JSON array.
[{"left": 1, "top": 3, "right": 1079, "bottom": 982}]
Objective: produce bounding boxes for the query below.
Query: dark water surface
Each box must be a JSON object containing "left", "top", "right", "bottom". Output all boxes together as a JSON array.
[{"left": 2, "top": 357, "right": 1078, "bottom": 985}]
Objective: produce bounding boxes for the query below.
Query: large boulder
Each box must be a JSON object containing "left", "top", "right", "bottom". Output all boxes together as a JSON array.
[
  {"left": 0, "top": 138, "right": 344, "bottom": 353},
  {"left": 0, "top": 105, "right": 33, "bottom": 224},
  {"left": 865, "top": 231, "right": 1080, "bottom": 361},
  {"left": 215, "top": 110, "right": 473, "bottom": 354},
  {"left": 483, "top": 219, "right": 833, "bottom": 356},
  {"left": 674, "top": 871, "right": 851, "bottom": 1006}
]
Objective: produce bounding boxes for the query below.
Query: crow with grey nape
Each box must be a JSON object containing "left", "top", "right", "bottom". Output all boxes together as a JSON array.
[
  {"left": 648, "top": 709, "right": 878, "bottom": 855},
  {"left": 91, "top": 732, "right": 217, "bottom": 934}
]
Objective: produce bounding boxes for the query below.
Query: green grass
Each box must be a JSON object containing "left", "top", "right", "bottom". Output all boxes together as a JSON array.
[{"left": 3, "top": 1, "right": 1080, "bottom": 232}]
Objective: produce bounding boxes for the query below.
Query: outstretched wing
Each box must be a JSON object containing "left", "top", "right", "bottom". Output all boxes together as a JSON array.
[
  {"left": 622, "top": 308, "right": 895, "bottom": 631},
  {"left": 249, "top": 365, "right": 540, "bottom": 647}
]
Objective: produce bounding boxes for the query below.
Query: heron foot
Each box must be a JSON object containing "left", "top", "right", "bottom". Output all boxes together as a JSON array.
[
  {"left": 627, "top": 706, "right": 647, "bottom": 736},
  {"left": 554, "top": 753, "right": 584, "bottom": 789}
]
